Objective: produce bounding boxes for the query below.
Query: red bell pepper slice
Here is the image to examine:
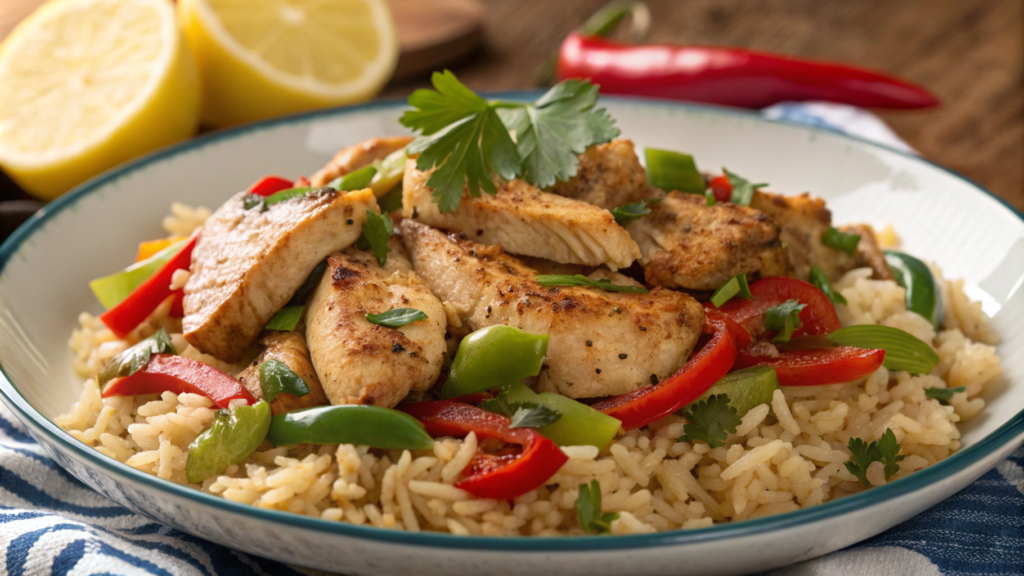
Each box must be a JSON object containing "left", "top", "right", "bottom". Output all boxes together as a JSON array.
[
  {"left": 102, "top": 354, "right": 256, "bottom": 408},
  {"left": 100, "top": 234, "right": 198, "bottom": 338},
  {"left": 735, "top": 346, "right": 885, "bottom": 386},
  {"left": 716, "top": 277, "right": 841, "bottom": 340},
  {"left": 402, "top": 401, "right": 568, "bottom": 500},
  {"left": 247, "top": 176, "right": 294, "bottom": 197},
  {"left": 590, "top": 313, "right": 738, "bottom": 430}
]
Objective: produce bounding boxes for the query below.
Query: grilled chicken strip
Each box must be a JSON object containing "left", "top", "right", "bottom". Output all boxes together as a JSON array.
[
  {"left": 310, "top": 136, "right": 412, "bottom": 187},
  {"left": 403, "top": 162, "right": 641, "bottom": 270},
  {"left": 625, "top": 192, "right": 791, "bottom": 291},
  {"left": 550, "top": 140, "right": 648, "bottom": 209},
  {"left": 305, "top": 239, "right": 447, "bottom": 408},
  {"left": 183, "top": 188, "right": 377, "bottom": 362},
  {"left": 236, "top": 329, "right": 330, "bottom": 415},
  {"left": 401, "top": 220, "right": 704, "bottom": 399}
]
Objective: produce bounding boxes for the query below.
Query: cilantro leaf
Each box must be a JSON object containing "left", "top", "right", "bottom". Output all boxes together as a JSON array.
[
  {"left": 355, "top": 210, "right": 394, "bottom": 266},
  {"left": 259, "top": 359, "right": 310, "bottom": 402},
  {"left": 365, "top": 308, "right": 428, "bottom": 328},
  {"left": 498, "top": 79, "right": 619, "bottom": 189},
  {"left": 535, "top": 274, "right": 649, "bottom": 293},
  {"left": 479, "top": 385, "right": 512, "bottom": 417},
  {"left": 723, "top": 168, "right": 767, "bottom": 206},
  {"left": 809, "top": 264, "right": 847, "bottom": 305},
  {"left": 845, "top": 428, "right": 905, "bottom": 487},
  {"left": 678, "top": 394, "right": 742, "bottom": 448},
  {"left": 823, "top": 227, "right": 861, "bottom": 255},
  {"left": 575, "top": 480, "right": 619, "bottom": 534},
  {"left": 509, "top": 402, "right": 562, "bottom": 429},
  {"left": 764, "top": 299, "right": 807, "bottom": 344},
  {"left": 611, "top": 197, "right": 662, "bottom": 224},
  {"left": 265, "top": 306, "right": 304, "bottom": 331},
  {"left": 925, "top": 385, "right": 966, "bottom": 404},
  {"left": 98, "top": 329, "right": 176, "bottom": 387}
]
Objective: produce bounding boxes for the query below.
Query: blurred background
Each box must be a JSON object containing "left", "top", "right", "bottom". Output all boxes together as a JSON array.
[{"left": 0, "top": 0, "right": 1021, "bottom": 241}]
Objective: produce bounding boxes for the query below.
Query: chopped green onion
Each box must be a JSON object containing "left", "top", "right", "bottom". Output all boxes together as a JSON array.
[
  {"left": 89, "top": 239, "right": 187, "bottom": 309},
  {"left": 723, "top": 168, "right": 767, "bottom": 206},
  {"left": 925, "top": 386, "right": 966, "bottom": 404},
  {"left": 535, "top": 274, "right": 649, "bottom": 293},
  {"left": 328, "top": 165, "right": 377, "bottom": 191},
  {"left": 265, "top": 306, "right": 304, "bottom": 331},
  {"left": 809, "top": 265, "right": 847, "bottom": 305},
  {"left": 378, "top": 182, "right": 405, "bottom": 213},
  {"left": 644, "top": 149, "right": 704, "bottom": 195},
  {"left": 765, "top": 299, "right": 806, "bottom": 343},
  {"left": 366, "top": 308, "right": 428, "bottom": 328},
  {"left": 704, "top": 189, "right": 716, "bottom": 206},
  {"left": 828, "top": 324, "right": 939, "bottom": 374},
  {"left": 259, "top": 359, "right": 310, "bottom": 402},
  {"left": 884, "top": 251, "right": 943, "bottom": 329},
  {"left": 709, "top": 274, "right": 753, "bottom": 308},
  {"left": 823, "top": 227, "right": 861, "bottom": 255},
  {"left": 610, "top": 197, "right": 661, "bottom": 224}
]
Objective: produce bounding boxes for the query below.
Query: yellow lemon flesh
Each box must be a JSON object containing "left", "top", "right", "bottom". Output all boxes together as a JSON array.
[
  {"left": 179, "top": 0, "right": 399, "bottom": 128},
  {"left": 0, "top": 0, "right": 200, "bottom": 201}
]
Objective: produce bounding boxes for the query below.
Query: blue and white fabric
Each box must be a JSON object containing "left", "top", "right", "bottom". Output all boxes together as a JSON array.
[{"left": 1, "top": 103, "right": 1022, "bottom": 575}]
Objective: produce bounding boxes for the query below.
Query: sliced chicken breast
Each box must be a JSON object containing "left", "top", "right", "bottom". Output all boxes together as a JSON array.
[
  {"left": 235, "top": 329, "right": 330, "bottom": 415},
  {"left": 400, "top": 220, "right": 704, "bottom": 399},
  {"left": 310, "top": 136, "right": 413, "bottom": 187},
  {"left": 183, "top": 188, "right": 377, "bottom": 362},
  {"left": 305, "top": 239, "right": 447, "bottom": 408},
  {"left": 402, "top": 161, "right": 641, "bottom": 270},
  {"left": 550, "top": 139, "right": 648, "bottom": 209},
  {"left": 625, "top": 192, "right": 791, "bottom": 291}
]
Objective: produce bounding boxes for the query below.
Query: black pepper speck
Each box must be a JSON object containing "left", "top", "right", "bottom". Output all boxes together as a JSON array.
[
  {"left": 650, "top": 374, "right": 658, "bottom": 384},
  {"left": 639, "top": 326, "right": 647, "bottom": 332},
  {"left": 586, "top": 340, "right": 593, "bottom": 347},
  {"left": 613, "top": 307, "right": 621, "bottom": 314},
  {"left": 392, "top": 342, "right": 406, "bottom": 353},
  {"left": 596, "top": 368, "right": 602, "bottom": 374},
  {"left": 346, "top": 219, "right": 354, "bottom": 225},
  {"left": 619, "top": 353, "right": 628, "bottom": 359}
]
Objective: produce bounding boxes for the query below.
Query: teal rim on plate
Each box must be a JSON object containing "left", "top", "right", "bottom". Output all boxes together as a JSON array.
[{"left": 1, "top": 93, "right": 1023, "bottom": 552}]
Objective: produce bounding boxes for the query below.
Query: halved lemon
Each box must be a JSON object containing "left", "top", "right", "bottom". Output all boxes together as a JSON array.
[
  {"left": 178, "top": 0, "right": 399, "bottom": 128},
  {"left": 0, "top": 0, "right": 200, "bottom": 201}
]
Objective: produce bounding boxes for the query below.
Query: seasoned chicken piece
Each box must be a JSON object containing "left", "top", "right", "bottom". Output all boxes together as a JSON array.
[
  {"left": 550, "top": 139, "right": 648, "bottom": 209},
  {"left": 236, "top": 329, "right": 330, "bottom": 415},
  {"left": 403, "top": 161, "right": 641, "bottom": 270},
  {"left": 305, "top": 239, "right": 447, "bottom": 408},
  {"left": 310, "top": 136, "right": 412, "bottom": 187},
  {"left": 401, "top": 220, "right": 704, "bottom": 399},
  {"left": 840, "top": 224, "right": 893, "bottom": 281},
  {"left": 183, "top": 188, "right": 377, "bottom": 362},
  {"left": 625, "top": 192, "right": 791, "bottom": 291}
]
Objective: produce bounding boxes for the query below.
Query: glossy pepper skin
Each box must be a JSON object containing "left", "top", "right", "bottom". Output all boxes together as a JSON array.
[
  {"left": 715, "top": 277, "right": 842, "bottom": 339},
  {"left": 185, "top": 400, "right": 271, "bottom": 484},
  {"left": 557, "top": 32, "right": 939, "bottom": 110},
  {"left": 102, "top": 354, "right": 256, "bottom": 408},
  {"left": 99, "top": 233, "right": 198, "bottom": 338},
  {"left": 502, "top": 382, "right": 621, "bottom": 450},
  {"left": 402, "top": 401, "right": 568, "bottom": 500},
  {"left": 884, "top": 251, "right": 944, "bottom": 329},
  {"left": 441, "top": 326, "right": 549, "bottom": 399},
  {"left": 266, "top": 405, "right": 434, "bottom": 450},
  {"left": 736, "top": 346, "right": 885, "bottom": 387},
  {"left": 247, "top": 175, "right": 294, "bottom": 197},
  {"left": 591, "top": 313, "right": 738, "bottom": 430}
]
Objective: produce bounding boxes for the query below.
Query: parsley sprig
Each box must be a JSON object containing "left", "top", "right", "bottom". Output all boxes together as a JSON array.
[
  {"left": 575, "top": 480, "right": 619, "bottom": 534},
  {"left": 678, "top": 394, "right": 742, "bottom": 448},
  {"left": 845, "top": 428, "right": 905, "bottom": 487},
  {"left": 401, "top": 71, "right": 619, "bottom": 213}
]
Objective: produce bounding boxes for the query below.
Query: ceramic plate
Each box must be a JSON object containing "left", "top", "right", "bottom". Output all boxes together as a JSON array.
[{"left": 1, "top": 95, "right": 1022, "bottom": 576}]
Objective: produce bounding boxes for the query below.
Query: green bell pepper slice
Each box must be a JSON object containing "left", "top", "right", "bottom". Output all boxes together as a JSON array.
[
  {"left": 685, "top": 366, "right": 779, "bottom": 417},
  {"left": 89, "top": 239, "right": 187, "bottom": 309},
  {"left": 327, "top": 164, "right": 378, "bottom": 192},
  {"left": 370, "top": 147, "right": 408, "bottom": 196},
  {"left": 884, "top": 250, "right": 944, "bottom": 329},
  {"left": 441, "top": 325, "right": 549, "bottom": 399},
  {"left": 185, "top": 400, "right": 271, "bottom": 484},
  {"left": 266, "top": 405, "right": 434, "bottom": 450},
  {"left": 504, "top": 383, "right": 621, "bottom": 449}
]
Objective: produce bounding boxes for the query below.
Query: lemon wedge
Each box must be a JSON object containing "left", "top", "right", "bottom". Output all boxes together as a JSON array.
[
  {"left": 0, "top": 0, "right": 200, "bottom": 201},
  {"left": 178, "top": 0, "right": 399, "bottom": 128}
]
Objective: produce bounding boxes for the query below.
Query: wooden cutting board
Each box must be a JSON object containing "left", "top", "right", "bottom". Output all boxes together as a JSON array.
[{"left": 0, "top": 0, "right": 483, "bottom": 79}]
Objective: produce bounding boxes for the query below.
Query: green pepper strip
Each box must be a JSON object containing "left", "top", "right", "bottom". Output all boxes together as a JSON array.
[
  {"left": 89, "top": 239, "right": 187, "bottom": 309},
  {"left": 328, "top": 165, "right": 378, "bottom": 192},
  {"left": 370, "top": 148, "right": 408, "bottom": 196},
  {"left": 884, "top": 250, "right": 944, "bottom": 329},
  {"left": 185, "top": 401, "right": 271, "bottom": 484},
  {"left": 644, "top": 148, "right": 705, "bottom": 195},
  {"left": 503, "top": 383, "right": 621, "bottom": 449},
  {"left": 683, "top": 366, "right": 779, "bottom": 418},
  {"left": 441, "top": 326, "right": 549, "bottom": 399},
  {"left": 266, "top": 405, "right": 434, "bottom": 450}
]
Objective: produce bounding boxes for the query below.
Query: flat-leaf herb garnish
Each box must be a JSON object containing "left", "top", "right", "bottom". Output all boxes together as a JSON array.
[
  {"left": 535, "top": 274, "right": 649, "bottom": 293},
  {"left": 265, "top": 306, "right": 304, "bottom": 331},
  {"left": 723, "top": 168, "right": 767, "bottom": 206},
  {"left": 366, "top": 308, "right": 428, "bottom": 328},
  {"left": 925, "top": 386, "right": 966, "bottom": 404},
  {"left": 823, "top": 227, "right": 861, "bottom": 255},
  {"left": 611, "top": 197, "right": 662, "bottom": 224},
  {"left": 845, "top": 428, "right": 904, "bottom": 487},
  {"left": 98, "top": 329, "right": 176, "bottom": 387},
  {"left": 480, "top": 384, "right": 563, "bottom": 430},
  {"left": 401, "top": 71, "right": 618, "bottom": 213},
  {"left": 355, "top": 210, "right": 394, "bottom": 266},
  {"left": 678, "top": 394, "right": 741, "bottom": 448},
  {"left": 809, "top": 264, "right": 847, "bottom": 305},
  {"left": 259, "top": 359, "right": 310, "bottom": 403},
  {"left": 764, "top": 299, "right": 806, "bottom": 343},
  {"left": 575, "top": 479, "right": 619, "bottom": 534}
]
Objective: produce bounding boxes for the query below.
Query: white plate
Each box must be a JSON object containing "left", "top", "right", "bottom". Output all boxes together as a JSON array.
[{"left": 1, "top": 95, "right": 1022, "bottom": 576}]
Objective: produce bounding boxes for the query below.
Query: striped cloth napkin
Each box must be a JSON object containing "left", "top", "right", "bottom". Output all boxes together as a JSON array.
[{"left": 1, "top": 103, "right": 1022, "bottom": 576}]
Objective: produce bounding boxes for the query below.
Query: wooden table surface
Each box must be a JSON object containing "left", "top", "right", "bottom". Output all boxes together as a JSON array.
[{"left": 382, "top": 0, "right": 1024, "bottom": 210}]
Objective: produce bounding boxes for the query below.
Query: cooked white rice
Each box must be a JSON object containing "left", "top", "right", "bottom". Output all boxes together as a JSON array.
[{"left": 57, "top": 208, "right": 1003, "bottom": 535}]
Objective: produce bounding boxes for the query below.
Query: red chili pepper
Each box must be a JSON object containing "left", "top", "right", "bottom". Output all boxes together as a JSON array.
[
  {"left": 247, "top": 176, "right": 294, "bottom": 197},
  {"left": 736, "top": 346, "right": 885, "bottom": 386},
  {"left": 402, "top": 401, "right": 567, "bottom": 500},
  {"left": 591, "top": 313, "right": 737, "bottom": 430},
  {"left": 557, "top": 32, "right": 939, "bottom": 110},
  {"left": 102, "top": 354, "right": 256, "bottom": 408},
  {"left": 715, "top": 277, "right": 841, "bottom": 340},
  {"left": 709, "top": 175, "right": 732, "bottom": 203},
  {"left": 100, "top": 234, "right": 198, "bottom": 338}
]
